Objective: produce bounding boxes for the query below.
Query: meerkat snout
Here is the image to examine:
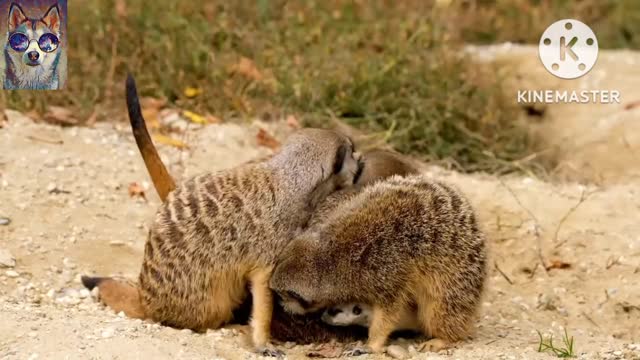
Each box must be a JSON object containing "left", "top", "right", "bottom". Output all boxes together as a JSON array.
[{"left": 321, "top": 304, "right": 372, "bottom": 327}]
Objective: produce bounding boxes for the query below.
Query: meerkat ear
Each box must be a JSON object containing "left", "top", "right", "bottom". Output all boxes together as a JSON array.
[
  {"left": 8, "top": 3, "right": 27, "bottom": 31},
  {"left": 333, "top": 144, "right": 348, "bottom": 175}
]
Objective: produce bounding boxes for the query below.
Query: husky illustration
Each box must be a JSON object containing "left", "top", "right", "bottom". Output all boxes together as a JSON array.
[{"left": 4, "top": 3, "right": 62, "bottom": 90}]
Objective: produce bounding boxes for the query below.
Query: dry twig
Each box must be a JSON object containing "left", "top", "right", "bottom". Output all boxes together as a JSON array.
[
  {"left": 553, "top": 188, "right": 594, "bottom": 244},
  {"left": 494, "top": 261, "right": 513, "bottom": 285},
  {"left": 498, "top": 178, "right": 547, "bottom": 273}
]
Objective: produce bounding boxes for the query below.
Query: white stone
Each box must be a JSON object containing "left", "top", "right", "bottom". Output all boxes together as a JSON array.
[
  {"left": 101, "top": 328, "right": 115, "bottom": 338},
  {"left": 0, "top": 249, "right": 16, "bottom": 268},
  {"left": 387, "top": 345, "right": 409, "bottom": 359},
  {"left": 46, "top": 182, "right": 57, "bottom": 192},
  {"left": 79, "top": 289, "right": 91, "bottom": 299}
]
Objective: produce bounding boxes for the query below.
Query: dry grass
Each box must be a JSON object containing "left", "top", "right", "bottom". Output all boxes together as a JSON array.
[
  {"left": 445, "top": 0, "right": 640, "bottom": 49},
  {"left": 0, "top": 1, "right": 636, "bottom": 173}
]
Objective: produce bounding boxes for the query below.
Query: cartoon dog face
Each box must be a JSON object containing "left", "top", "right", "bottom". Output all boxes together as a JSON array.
[{"left": 7, "top": 3, "right": 61, "bottom": 67}]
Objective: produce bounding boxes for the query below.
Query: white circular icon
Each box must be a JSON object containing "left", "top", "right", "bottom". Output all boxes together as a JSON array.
[{"left": 539, "top": 19, "right": 598, "bottom": 79}]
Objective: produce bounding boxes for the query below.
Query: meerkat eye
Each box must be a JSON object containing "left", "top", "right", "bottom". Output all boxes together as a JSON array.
[{"left": 353, "top": 305, "right": 362, "bottom": 315}]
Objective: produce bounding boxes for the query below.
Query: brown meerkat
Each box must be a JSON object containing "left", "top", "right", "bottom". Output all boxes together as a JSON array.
[
  {"left": 245, "top": 149, "right": 425, "bottom": 345},
  {"left": 270, "top": 174, "right": 487, "bottom": 354},
  {"left": 81, "top": 75, "right": 362, "bottom": 356},
  {"left": 86, "top": 79, "right": 426, "bottom": 346}
]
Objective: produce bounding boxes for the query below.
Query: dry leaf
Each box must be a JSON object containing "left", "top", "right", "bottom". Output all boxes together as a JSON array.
[
  {"left": 152, "top": 134, "right": 189, "bottom": 149},
  {"left": 256, "top": 128, "right": 280, "bottom": 150},
  {"left": 286, "top": 115, "right": 301, "bottom": 129},
  {"left": 546, "top": 260, "right": 571, "bottom": 270},
  {"left": 183, "top": 87, "right": 203, "bottom": 99},
  {"left": 206, "top": 114, "right": 222, "bottom": 124},
  {"left": 230, "top": 57, "right": 263, "bottom": 82},
  {"left": 306, "top": 342, "right": 344, "bottom": 358},
  {"left": 182, "top": 110, "right": 207, "bottom": 125},
  {"left": 44, "top": 106, "right": 77, "bottom": 127},
  {"left": 624, "top": 100, "right": 640, "bottom": 111},
  {"left": 24, "top": 110, "right": 40, "bottom": 121},
  {"left": 115, "top": 0, "right": 127, "bottom": 17},
  {"left": 128, "top": 182, "right": 146, "bottom": 200}
]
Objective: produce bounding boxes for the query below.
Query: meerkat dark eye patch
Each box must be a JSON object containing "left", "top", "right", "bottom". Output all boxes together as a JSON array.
[
  {"left": 353, "top": 305, "right": 362, "bottom": 315},
  {"left": 327, "top": 307, "right": 342, "bottom": 316},
  {"left": 333, "top": 144, "right": 348, "bottom": 175}
]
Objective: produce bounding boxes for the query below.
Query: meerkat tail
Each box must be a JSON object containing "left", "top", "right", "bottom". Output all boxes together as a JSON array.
[
  {"left": 81, "top": 275, "right": 146, "bottom": 319},
  {"left": 125, "top": 74, "right": 176, "bottom": 202}
]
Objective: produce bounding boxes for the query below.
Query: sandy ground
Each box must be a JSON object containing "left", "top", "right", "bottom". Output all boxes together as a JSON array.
[{"left": 1, "top": 46, "right": 640, "bottom": 359}]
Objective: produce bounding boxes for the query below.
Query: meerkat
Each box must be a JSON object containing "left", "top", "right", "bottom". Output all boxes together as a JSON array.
[
  {"left": 270, "top": 174, "right": 487, "bottom": 355},
  {"left": 321, "top": 303, "right": 421, "bottom": 332},
  {"left": 89, "top": 77, "right": 427, "bottom": 346},
  {"left": 81, "top": 75, "right": 362, "bottom": 355},
  {"left": 354, "top": 149, "right": 426, "bottom": 187},
  {"left": 255, "top": 149, "right": 424, "bottom": 345},
  {"left": 305, "top": 148, "right": 423, "bottom": 229},
  {"left": 92, "top": 72, "right": 425, "bottom": 346}
]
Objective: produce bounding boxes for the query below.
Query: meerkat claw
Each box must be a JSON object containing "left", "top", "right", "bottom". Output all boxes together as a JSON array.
[
  {"left": 256, "top": 345, "right": 285, "bottom": 358},
  {"left": 419, "top": 338, "right": 449, "bottom": 353},
  {"left": 341, "top": 345, "right": 371, "bottom": 357}
]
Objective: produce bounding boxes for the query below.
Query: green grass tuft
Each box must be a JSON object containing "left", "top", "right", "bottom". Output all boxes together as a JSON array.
[{"left": 537, "top": 328, "right": 576, "bottom": 358}]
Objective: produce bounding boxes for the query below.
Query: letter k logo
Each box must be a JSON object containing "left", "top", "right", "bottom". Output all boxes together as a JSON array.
[
  {"left": 560, "top": 36, "right": 579, "bottom": 61},
  {"left": 539, "top": 19, "right": 598, "bottom": 79}
]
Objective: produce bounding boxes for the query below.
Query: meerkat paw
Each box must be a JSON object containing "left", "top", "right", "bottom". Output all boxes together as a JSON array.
[
  {"left": 341, "top": 345, "right": 372, "bottom": 357},
  {"left": 255, "top": 344, "right": 285, "bottom": 358},
  {"left": 418, "top": 338, "right": 449, "bottom": 353}
]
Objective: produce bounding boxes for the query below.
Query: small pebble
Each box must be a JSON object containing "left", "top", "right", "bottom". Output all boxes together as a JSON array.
[
  {"left": 0, "top": 217, "right": 10, "bottom": 226},
  {"left": 5, "top": 270, "right": 19, "bottom": 278},
  {"left": 62, "top": 258, "right": 76, "bottom": 269},
  {"left": 0, "top": 248, "right": 16, "bottom": 267},
  {"left": 78, "top": 289, "right": 90, "bottom": 299},
  {"left": 101, "top": 328, "right": 115, "bottom": 339},
  {"left": 46, "top": 182, "right": 57, "bottom": 193},
  {"left": 387, "top": 345, "right": 409, "bottom": 359}
]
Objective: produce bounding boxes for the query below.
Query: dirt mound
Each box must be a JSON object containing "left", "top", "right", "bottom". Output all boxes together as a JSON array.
[{"left": 469, "top": 44, "right": 640, "bottom": 185}]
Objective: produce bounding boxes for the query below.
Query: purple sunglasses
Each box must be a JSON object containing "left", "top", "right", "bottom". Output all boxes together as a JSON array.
[{"left": 8, "top": 32, "right": 59, "bottom": 53}]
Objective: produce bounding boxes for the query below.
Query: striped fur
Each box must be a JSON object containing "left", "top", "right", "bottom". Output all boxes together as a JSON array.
[{"left": 271, "top": 174, "right": 488, "bottom": 353}]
